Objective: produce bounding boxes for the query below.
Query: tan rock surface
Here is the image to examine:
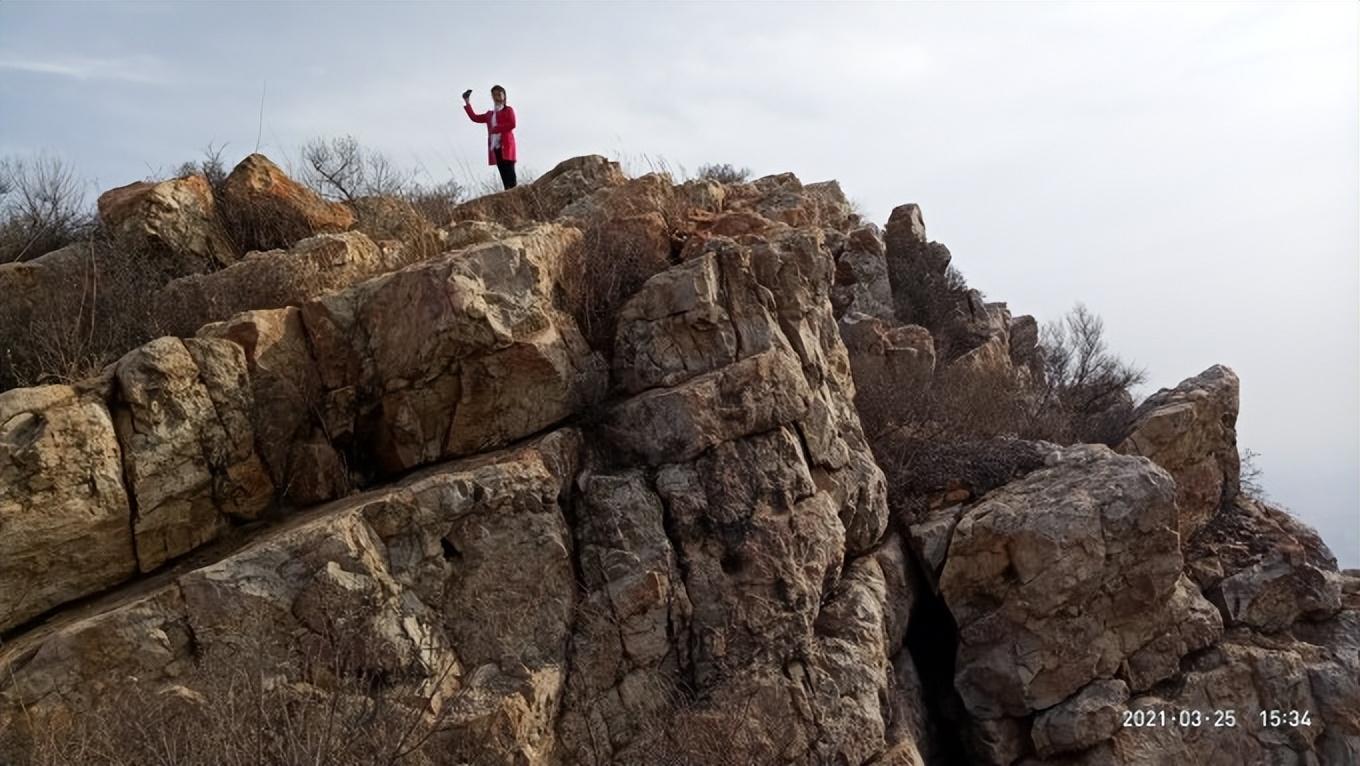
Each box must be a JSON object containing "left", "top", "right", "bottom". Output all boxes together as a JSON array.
[
  {"left": 111, "top": 336, "right": 272, "bottom": 571},
  {"left": 939, "top": 445, "right": 1222, "bottom": 718},
  {"left": 219, "top": 153, "right": 355, "bottom": 251},
  {"left": 96, "top": 174, "right": 238, "bottom": 271},
  {"left": 1118, "top": 364, "right": 1240, "bottom": 539},
  {"left": 0, "top": 386, "right": 135, "bottom": 631}
]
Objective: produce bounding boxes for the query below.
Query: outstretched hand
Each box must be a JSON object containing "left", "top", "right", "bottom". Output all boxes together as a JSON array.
[{"left": 461, "top": 89, "right": 473, "bottom": 102}]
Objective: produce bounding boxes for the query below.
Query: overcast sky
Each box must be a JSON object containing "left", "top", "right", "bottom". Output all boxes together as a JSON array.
[{"left": 2, "top": 1, "right": 1356, "bottom": 564}]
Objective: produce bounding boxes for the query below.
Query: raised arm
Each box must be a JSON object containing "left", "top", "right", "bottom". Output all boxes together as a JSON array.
[{"left": 463, "top": 102, "right": 489, "bottom": 123}]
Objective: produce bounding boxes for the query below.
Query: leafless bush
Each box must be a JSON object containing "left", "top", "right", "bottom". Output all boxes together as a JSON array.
[
  {"left": 1239, "top": 447, "right": 1268, "bottom": 499},
  {"left": 403, "top": 179, "right": 465, "bottom": 225},
  {"left": 558, "top": 211, "right": 674, "bottom": 353},
  {"left": 0, "top": 228, "right": 170, "bottom": 390},
  {"left": 696, "top": 163, "right": 751, "bottom": 185},
  {"left": 24, "top": 595, "right": 455, "bottom": 766},
  {"left": 1024, "top": 302, "right": 1145, "bottom": 445},
  {"left": 300, "top": 136, "right": 416, "bottom": 204},
  {"left": 174, "top": 142, "right": 230, "bottom": 195},
  {"left": 0, "top": 153, "right": 92, "bottom": 264}
]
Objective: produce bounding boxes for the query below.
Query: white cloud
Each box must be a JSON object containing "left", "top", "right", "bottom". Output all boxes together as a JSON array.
[{"left": 0, "top": 53, "right": 171, "bottom": 84}]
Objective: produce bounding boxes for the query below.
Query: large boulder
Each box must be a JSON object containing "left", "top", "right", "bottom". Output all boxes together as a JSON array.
[
  {"left": 0, "top": 385, "right": 135, "bottom": 632},
  {"left": 299, "top": 224, "right": 606, "bottom": 478},
  {"left": 938, "top": 445, "right": 1223, "bottom": 719},
  {"left": 1118, "top": 364, "right": 1240, "bottom": 539},
  {"left": 1188, "top": 494, "right": 1344, "bottom": 633},
  {"left": 96, "top": 174, "right": 238, "bottom": 272},
  {"left": 831, "top": 224, "right": 895, "bottom": 320},
  {"left": 449, "top": 154, "right": 628, "bottom": 228},
  {"left": 0, "top": 430, "right": 581, "bottom": 762},
  {"left": 111, "top": 336, "right": 273, "bottom": 571},
  {"left": 152, "top": 230, "right": 401, "bottom": 337},
  {"left": 197, "top": 308, "right": 348, "bottom": 507},
  {"left": 219, "top": 153, "right": 355, "bottom": 251},
  {"left": 884, "top": 203, "right": 951, "bottom": 321}
]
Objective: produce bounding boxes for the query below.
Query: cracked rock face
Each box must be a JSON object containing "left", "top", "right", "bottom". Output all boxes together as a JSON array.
[
  {"left": 0, "top": 386, "right": 135, "bottom": 632},
  {"left": 1118, "top": 364, "right": 1240, "bottom": 539},
  {"left": 219, "top": 153, "right": 355, "bottom": 251},
  {"left": 113, "top": 336, "right": 274, "bottom": 571},
  {"left": 939, "top": 445, "right": 1222, "bottom": 719},
  {"left": 96, "top": 174, "right": 239, "bottom": 272}
]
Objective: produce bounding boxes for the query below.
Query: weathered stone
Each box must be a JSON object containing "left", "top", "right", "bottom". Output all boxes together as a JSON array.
[
  {"left": 1189, "top": 494, "right": 1343, "bottom": 633},
  {"left": 96, "top": 174, "right": 238, "bottom": 271},
  {"left": 884, "top": 203, "right": 949, "bottom": 320},
  {"left": 299, "top": 226, "right": 605, "bottom": 477},
  {"left": 1118, "top": 364, "right": 1240, "bottom": 539},
  {"left": 0, "top": 430, "right": 580, "bottom": 758},
  {"left": 831, "top": 224, "right": 894, "bottom": 320},
  {"left": 612, "top": 247, "right": 784, "bottom": 394},
  {"left": 219, "top": 153, "right": 355, "bottom": 251},
  {"left": 0, "top": 386, "right": 135, "bottom": 631},
  {"left": 556, "top": 471, "right": 693, "bottom": 763},
  {"left": 111, "top": 336, "right": 272, "bottom": 571},
  {"left": 1032, "top": 679, "right": 1128, "bottom": 757},
  {"left": 604, "top": 349, "right": 810, "bottom": 464},
  {"left": 452, "top": 155, "right": 628, "bottom": 229},
  {"left": 908, "top": 504, "right": 965, "bottom": 593},
  {"left": 940, "top": 445, "right": 1221, "bottom": 717},
  {"left": 154, "top": 230, "right": 400, "bottom": 337},
  {"left": 197, "top": 307, "right": 347, "bottom": 506}
]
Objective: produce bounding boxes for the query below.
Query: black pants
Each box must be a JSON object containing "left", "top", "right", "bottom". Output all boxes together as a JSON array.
[{"left": 495, "top": 148, "right": 517, "bottom": 190}]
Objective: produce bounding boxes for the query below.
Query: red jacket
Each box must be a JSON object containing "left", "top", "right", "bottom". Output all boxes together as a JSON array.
[{"left": 464, "top": 103, "right": 517, "bottom": 165}]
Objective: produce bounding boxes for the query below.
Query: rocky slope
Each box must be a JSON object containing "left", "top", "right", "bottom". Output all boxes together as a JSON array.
[{"left": 0, "top": 155, "right": 1355, "bottom": 765}]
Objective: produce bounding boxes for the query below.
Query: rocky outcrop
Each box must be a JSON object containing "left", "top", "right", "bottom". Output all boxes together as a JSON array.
[
  {"left": 0, "top": 430, "right": 581, "bottom": 762},
  {"left": 219, "top": 153, "right": 355, "bottom": 251},
  {"left": 152, "top": 230, "right": 403, "bottom": 336},
  {"left": 1117, "top": 364, "right": 1240, "bottom": 539},
  {"left": 111, "top": 336, "right": 274, "bottom": 571},
  {"left": 96, "top": 174, "right": 239, "bottom": 272},
  {"left": 884, "top": 203, "right": 950, "bottom": 320},
  {"left": 1189, "top": 494, "right": 1344, "bottom": 633},
  {"left": 300, "top": 224, "right": 606, "bottom": 477},
  {"left": 449, "top": 154, "right": 628, "bottom": 228},
  {"left": 197, "top": 307, "right": 348, "bottom": 507},
  {"left": 940, "top": 445, "right": 1222, "bottom": 719},
  {"left": 0, "top": 158, "right": 1354, "bottom": 766},
  {"left": 0, "top": 386, "right": 134, "bottom": 632}
]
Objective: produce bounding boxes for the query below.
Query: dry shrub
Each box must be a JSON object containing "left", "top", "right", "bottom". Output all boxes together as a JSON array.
[
  {"left": 0, "top": 230, "right": 175, "bottom": 390},
  {"left": 558, "top": 210, "right": 675, "bottom": 353},
  {"left": 299, "top": 136, "right": 416, "bottom": 204},
  {"left": 857, "top": 359, "right": 1025, "bottom": 448},
  {"left": 695, "top": 163, "right": 751, "bottom": 184},
  {"left": 1027, "top": 302, "right": 1145, "bottom": 445},
  {"left": 403, "top": 180, "right": 465, "bottom": 226},
  {"left": 23, "top": 592, "right": 455, "bottom": 766},
  {"left": 0, "top": 153, "right": 92, "bottom": 264},
  {"left": 219, "top": 191, "right": 327, "bottom": 254},
  {"left": 174, "top": 142, "right": 230, "bottom": 198}
]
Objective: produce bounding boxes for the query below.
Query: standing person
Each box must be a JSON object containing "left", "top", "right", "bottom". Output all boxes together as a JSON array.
[{"left": 462, "top": 85, "right": 517, "bottom": 190}]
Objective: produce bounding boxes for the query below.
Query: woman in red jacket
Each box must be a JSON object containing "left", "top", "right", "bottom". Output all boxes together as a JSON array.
[{"left": 462, "top": 85, "right": 517, "bottom": 190}]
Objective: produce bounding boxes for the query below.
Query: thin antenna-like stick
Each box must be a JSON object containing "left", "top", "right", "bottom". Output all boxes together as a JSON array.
[{"left": 255, "top": 80, "right": 267, "bottom": 153}]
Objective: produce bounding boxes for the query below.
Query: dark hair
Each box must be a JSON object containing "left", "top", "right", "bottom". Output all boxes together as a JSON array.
[{"left": 491, "top": 84, "right": 506, "bottom": 97}]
